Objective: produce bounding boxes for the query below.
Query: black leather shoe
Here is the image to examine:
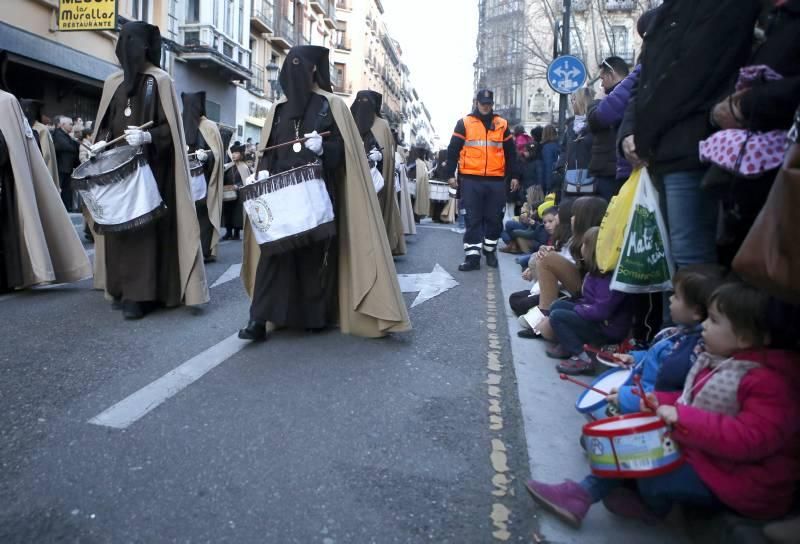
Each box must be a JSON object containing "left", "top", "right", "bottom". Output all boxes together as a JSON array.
[
  {"left": 485, "top": 251, "right": 498, "bottom": 268},
  {"left": 238, "top": 321, "right": 268, "bottom": 341},
  {"left": 122, "top": 301, "right": 145, "bottom": 320},
  {"left": 222, "top": 233, "right": 233, "bottom": 241},
  {"left": 458, "top": 259, "right": 481, "bottom": 272}
]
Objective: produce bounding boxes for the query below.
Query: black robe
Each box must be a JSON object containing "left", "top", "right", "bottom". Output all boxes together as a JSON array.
[
  {"left": 250, "top": 94, "right": 345, "bottom": 329},
  {"left": 95, "top": 73, "right": 181, "bottom": 305},
  {"left": 0, "top": 130, "right": 24, "bottom": 292},
  {"left": 189, "top": 135, "right": 216, "bottom": 258},
  {"left": 222, "top": 163, "right": 245, "bottom": 231}
]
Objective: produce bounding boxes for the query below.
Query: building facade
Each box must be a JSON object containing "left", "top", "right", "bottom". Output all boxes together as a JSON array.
[
  {"left": 474, "top": 0, "right": 662, "bottom": 131},
  {"left": 332, "top": 0, "right": 437, "bottom": 150}
]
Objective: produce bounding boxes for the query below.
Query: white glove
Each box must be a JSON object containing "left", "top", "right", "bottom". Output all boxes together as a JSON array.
[
  {"left": 245, "top": 173, "right": 256, "bottom": 186},
  {"left": 124, "top": 127, "right": 152, "bottom": 147},
  {"left": 304, "top": 131, "right": 323, "bottom": 156},
  {"left": 368, "top": 148, "right": 383, "bottom": 162},
  {"left": 256, "top": 170, "right": 269, "bottom": 181},
  {"left": 89, "top": 140, "right": 108, "bottom": 154},
  {"left": 195, "top": 149, "right": 208, "bottom": 162}
]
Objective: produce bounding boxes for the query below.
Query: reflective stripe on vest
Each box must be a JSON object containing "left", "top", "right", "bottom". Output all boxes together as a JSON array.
[{"left": 458, "top": 115, "right": 508, "bottom": 177}]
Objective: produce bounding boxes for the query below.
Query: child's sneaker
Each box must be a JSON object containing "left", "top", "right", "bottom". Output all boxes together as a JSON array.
[
  {"left": 557, "top": 355, "right": 595, "bottom": 375},
  {"left": 525, "top": 479, "right": 591, "bottom": 528}
]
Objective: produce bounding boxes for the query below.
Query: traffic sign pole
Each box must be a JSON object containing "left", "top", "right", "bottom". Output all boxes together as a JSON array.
[{"left": 558, "top": 0, "right": 572, "bottom": 137}]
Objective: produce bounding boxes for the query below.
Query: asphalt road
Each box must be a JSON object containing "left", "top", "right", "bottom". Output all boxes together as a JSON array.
[{"left": 0, "top": 225, "right": 538, "bottom": 543}]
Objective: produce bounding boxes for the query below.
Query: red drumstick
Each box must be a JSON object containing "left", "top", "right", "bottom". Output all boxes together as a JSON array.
[
  {"left": 559, "top": 373, "right": 609, "bottom": 396},
  {"left": 633, "top": 375, "right": 657, "bottom": 412}
]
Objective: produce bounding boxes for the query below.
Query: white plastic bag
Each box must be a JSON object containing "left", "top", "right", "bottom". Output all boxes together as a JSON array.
[
  {"left": 370, "top": 166, "right": 385, "bottom": 193},
  {"left": 610, "top": 167, "right": 675, "bottom": 293}
]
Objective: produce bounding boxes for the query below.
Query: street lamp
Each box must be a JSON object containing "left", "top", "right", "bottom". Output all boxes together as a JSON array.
[{"left": 266, "top": 61, "right": 281, "bottom": 101}]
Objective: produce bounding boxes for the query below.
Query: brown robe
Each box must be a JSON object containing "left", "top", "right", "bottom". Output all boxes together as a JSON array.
[
  {"left": 198, "top": 117, "right": 224, "bottom": 257},
  {"left": 413, "top": 158, "right": 431, "bottom": 217},
  {"left": 0, "top": 90, "right": 91, "bottom": 288},
  {"left": 242, "top": 87, "right": 410, "bottom": 338},
  {"left": 33, "top": 121, "right": 59, "bottom": 189}
]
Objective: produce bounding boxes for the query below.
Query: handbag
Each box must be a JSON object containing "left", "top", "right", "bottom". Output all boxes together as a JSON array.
[
  {"left": 222, "top": 184, "right": 238, "bottom": 202},
  {"left": 564, "top": 168, "right": 595, "bottom": 194},
  {"left": 733, "top": 109, "right": 800, "bottom": 303}
]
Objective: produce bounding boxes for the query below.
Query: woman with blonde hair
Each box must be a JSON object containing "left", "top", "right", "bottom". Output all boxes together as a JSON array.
[{"left": 556, "top": 87, "right": 596, "bottom": 195}]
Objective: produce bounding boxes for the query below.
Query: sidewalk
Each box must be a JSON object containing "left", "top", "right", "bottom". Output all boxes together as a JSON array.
[{"left": 497, "top": 251, "right": 690, "bottom": 544}]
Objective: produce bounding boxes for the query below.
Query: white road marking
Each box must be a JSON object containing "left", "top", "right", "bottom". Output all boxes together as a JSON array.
[
  {"left": 211, "top": 264, "right": 242, "bottom": 288},
  {"left": 88, "top": 333, "right": 250, "bottom": 429},
  {"left": 398, "top": 264, "right": 459, "bottom": 308}
]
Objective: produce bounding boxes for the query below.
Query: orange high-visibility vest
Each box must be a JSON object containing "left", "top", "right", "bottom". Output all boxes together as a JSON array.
[{"left": 457, "top": 115, "right": 509, "bottom": 177}]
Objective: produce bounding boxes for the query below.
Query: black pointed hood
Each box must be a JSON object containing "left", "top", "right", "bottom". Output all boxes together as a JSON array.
[
  {"left": 181, "top": 91, "right": 206, "bottom": 148},
  {"left": 115, "top": 21, "right": 162, "bottom": 97},
  {"left": 350, "top": 90, "right": 382, "bottom": 137},
  {"left": 278, "top": 45, "right": 333, "bottom": 120},
  {"left": 19, "top": 99, "right": 44, "bottom": 126}
]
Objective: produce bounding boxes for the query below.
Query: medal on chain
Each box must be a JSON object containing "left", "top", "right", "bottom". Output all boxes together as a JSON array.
[
  {"left": 124, "top": 98, "right": 132, "bottom": 118},
  {"left": 293, "top": 120, "right": 302, "bottom": 153}
]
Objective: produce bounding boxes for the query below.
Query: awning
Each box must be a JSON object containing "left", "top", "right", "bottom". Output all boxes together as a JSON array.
[
  {"left": 245, "top": 116, "right": 265, "bottom": 128},
  {"left": 0, "top": 22, "right": 118, "bottom": 87}
]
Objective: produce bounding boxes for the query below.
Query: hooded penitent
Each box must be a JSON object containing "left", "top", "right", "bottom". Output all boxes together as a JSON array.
[
  {"left": 350, "top": 90, "right": 381, "bottom": 137},
  {"left": 182, "top": 91, "right": 223, "bottom": 259},
  {"left": 242, "top": 45, "right": 409, "bottom": 337},
  {"left": 0, "top": 90, "right": 91, "bottom": 290},
  {"left": 19, "top": 98, "right": 59, "bottom": 188},
  {"left": 90, "top": 21, "right": 208, "bottom": 307}
]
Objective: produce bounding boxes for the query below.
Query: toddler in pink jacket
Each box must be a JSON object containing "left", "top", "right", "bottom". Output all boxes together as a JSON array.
[{"left": 526, "top": 281, "right": 800, "bottom": 527}]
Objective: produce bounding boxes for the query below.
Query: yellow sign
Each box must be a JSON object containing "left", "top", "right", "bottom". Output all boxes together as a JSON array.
[{"left": 58, "top": 0, "right": 117, "bottom": 32}]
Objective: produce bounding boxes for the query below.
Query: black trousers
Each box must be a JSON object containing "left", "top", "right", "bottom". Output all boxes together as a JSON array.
[
  {"left": 59, "top": 172, "right": 74, "bottom": 211},
  {"left": 460, "top": 177, "right": 506, "bottom": 258}
]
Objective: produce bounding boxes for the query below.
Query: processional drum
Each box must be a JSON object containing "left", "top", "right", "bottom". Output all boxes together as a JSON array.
[
  {"left": 72, "top": 145, "right": 164, "bottom": 234},
  {"left": 582, "top": 413, "right": 684, "bottom": 478},
  {"left": 238, "top": 162, "right": 335, "bottom": 256},
  {"left": 429, "top": 180, "right": 450, "bottom": 202},
  {"left": 574, "top": 368, "right": 632, "bottom": 422},
  {"left": 189, "top": 158, "right": 207, "bottom": 202}
]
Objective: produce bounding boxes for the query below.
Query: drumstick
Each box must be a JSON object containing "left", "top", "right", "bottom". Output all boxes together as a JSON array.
[
  {"left": 188, "top": 149, "right": 210, "bottom": 157},
  {"left": 632, "top": 375, "right": 657, "bottom": 412},
  {"left": 559, "top": 374, "right": 609, "bottom": 396},
  {"left": 261, "top": 131, "right": 331, "bottom": 153},
  {"left": 104, "top": 121, "right": 155, "bottom": 148}
]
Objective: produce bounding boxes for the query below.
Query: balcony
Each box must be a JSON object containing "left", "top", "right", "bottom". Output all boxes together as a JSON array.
[
  {"left": 323, "top": 0, "right": 337, "bottom": 28},
  {"left": 335, "top": 0, "right": 350, "bottom": 10},
  {"left": 251, "top": 0, "right": 274, "bottom": 33},
  {"left": 271, "top": 17, "right": 295, "bottom": 50},
  {"left": 602, "top": 49, "right": 635, "bottom": 65},
  {"left": 605, "top": 0, "right": 636, "bottom": 10},
  {"left": 248, "top": 65, "right": 265, "bottom": 95},
  {"left": 335, "top": 37, "right": 351, "bottom": 51},
  {"left": 309, "top": 0, "right": 328, "bottom": 15},
  {"left": 179, "top": 24, "right": 252, "bottom": 81}
]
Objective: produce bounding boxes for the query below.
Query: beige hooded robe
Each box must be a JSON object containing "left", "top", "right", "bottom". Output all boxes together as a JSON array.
[
  {"left": 33, "top": 121, "right": 59, "bottom": 189},
  {"left": 0, "top": 90, "right": 91, "bottom": 287},
  {"left": 198, "top": 117, "right": 224, "bottom": 258},
  {"left": 413, "top": 158, "right": 431, "bottom": 217},
  {"left": 371, "top": 117, "right": 406, "bottom": 256}
]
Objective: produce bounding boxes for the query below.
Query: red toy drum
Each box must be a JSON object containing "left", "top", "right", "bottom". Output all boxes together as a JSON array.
[{"left": 582, "top": 413, "right": 684, "bottom": 478}]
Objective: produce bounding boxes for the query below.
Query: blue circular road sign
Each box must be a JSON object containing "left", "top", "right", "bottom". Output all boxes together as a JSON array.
[{"left": 547, "top": 55, "right": 588, "bottom": 95}]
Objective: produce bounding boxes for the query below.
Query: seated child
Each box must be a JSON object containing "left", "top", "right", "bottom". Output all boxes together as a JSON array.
[
  {"left": 526, "top": 281, "right": 800, "bottom": 527},
  {"left": 534, "top": 227, "right": 634, "bottom": 375},
  {"left": 607, "top": 265, "right": 723, "bottom": 414}
]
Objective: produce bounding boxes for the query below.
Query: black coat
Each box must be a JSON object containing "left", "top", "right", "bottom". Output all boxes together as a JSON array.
[
  {"left": 588, "top": 97, "right": 617, "bottom": 178},
  {"left": 739, "top": 0, "right": 800, "bottom": 131},
  {"left": 558, "top": 118, "right": 593, "bottom": 172},
  {"left": 618, "top": 0, "right": 762, "bottom": 174},
  {"left": 52, "top": 128, "right": 79, "bottom": 175}
]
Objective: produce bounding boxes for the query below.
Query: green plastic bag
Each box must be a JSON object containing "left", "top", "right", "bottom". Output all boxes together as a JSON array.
[{"left": 611, "top": 168, "right": 674, "bottom": 293}]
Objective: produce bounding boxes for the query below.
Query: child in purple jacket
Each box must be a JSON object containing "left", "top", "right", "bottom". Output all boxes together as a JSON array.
[{"left": 545, "top": 226, "right": 633, "bottom": 375}]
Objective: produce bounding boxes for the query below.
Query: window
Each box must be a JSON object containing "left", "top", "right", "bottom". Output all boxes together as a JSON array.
[
  {"left": 225, "top": 0, "right": 234, "bottom": 36},
  {"left": 213, "top": 0, "right": 220, "bottom": 28},
  {"left": 611, "top": 25, "right": 629, "bottom": 53},
  {"left": 239, "top": 0, "right": 245, "bottom": 43},
  {"left": 286, "top": 0, "right": 294, "bottom": 24},
  {"left": 131, "top": 0, "right": 152, "bottom": 21},
  {"left": 186, "top": 0, "right": 200, "bottom": 23}
]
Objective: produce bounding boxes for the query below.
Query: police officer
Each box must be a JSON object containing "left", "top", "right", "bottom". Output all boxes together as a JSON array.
[{"left": 443, "top": 90, "right": 520, "bottom": 271}]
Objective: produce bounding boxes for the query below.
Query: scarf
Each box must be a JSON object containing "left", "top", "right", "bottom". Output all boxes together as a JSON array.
[{"left": 678, "top": 353, "right": 760, "bottom": 416}]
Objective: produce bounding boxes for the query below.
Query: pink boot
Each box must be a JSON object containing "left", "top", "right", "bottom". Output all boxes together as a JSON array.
[{"left": 526, "top": 479, "right": 592, "bottom": 528}]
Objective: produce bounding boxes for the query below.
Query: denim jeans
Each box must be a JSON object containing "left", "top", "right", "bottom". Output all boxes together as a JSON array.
[
  {"left": 580, "top": 463, "right": 721, "bottom": 517},
  {"left": 658, "top": 169, "right": 718, "bottom": 268},
  {"left": 501, "top": 220, "right": 527, "bottom": 243},
  {"left": 548, "top": 300, "right": 611, "bottom": 356},
  {"left": 517, "top": 253, "right": 532, "bottom": 269}
]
